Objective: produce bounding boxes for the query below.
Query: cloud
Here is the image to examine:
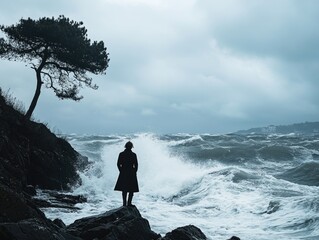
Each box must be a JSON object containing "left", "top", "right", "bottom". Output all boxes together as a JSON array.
[
  {"left": 141, "top": 108, "right": 156, "bottom": 116},
  {"left": 200, "top": 0, "right": 319, "bottom": 61},
  {"left": 0, "top": 0, "right": 318, "bottom": 134}
]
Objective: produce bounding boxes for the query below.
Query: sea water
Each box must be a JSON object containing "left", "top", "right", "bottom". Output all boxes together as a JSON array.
[{"left": 41, "top": 133, "right": 319, "bottom": 240}]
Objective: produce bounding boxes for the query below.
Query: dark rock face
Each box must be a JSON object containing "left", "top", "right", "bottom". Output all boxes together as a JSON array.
[
  {"left": 25, "top": 120, "right": 87, "bottom": 190},
  {"left": 66, "top": 206, "right": 160, "bottom": 240},
  {"left": 0, "top": 218, "right": 80, "bottom": 240},
  {"left": 0, "top": 90, "right": 88, "bottom": 239},
  {"left": 0, "top": 92, "right": 88, "bottom": 191},
  {"left": 161, "top": 225, "right": 207, "bottom": 240},
  {"left": 0, "top": 184, "right": 45, "bottom": 223}
]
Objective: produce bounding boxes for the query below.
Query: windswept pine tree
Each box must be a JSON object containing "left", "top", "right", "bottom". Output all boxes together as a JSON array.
[{"left": 0, "top": 16, "right": 110, "bottom": 119}]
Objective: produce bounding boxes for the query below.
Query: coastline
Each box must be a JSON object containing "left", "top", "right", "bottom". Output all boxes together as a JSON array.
[{"left": 0, "top": 91, "right": 239, "bottom": 240}]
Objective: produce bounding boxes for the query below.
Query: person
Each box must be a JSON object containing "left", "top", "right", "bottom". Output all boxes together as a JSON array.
[{"left": 114, "top": 141, "right": 139, "bottom": 206}]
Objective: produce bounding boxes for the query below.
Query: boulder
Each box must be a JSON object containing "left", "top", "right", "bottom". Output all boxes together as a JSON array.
[
  {"left": 0, "top": 184, "right": 45, "bottom": 223},
  {"left": 0, "top": 218, "right": 80, "bottom": 240},
  {"left": 161, "top": 225, "right": 207, "bottom": 240},
  {"left": 53, "top": 218, "right": 67, "bottom": 229},
  {"left": 66, "top": 206, "right": 160, "bottom": 240},
  {"left": 227, "top": 237, "right": 241, "bottom": 240}
]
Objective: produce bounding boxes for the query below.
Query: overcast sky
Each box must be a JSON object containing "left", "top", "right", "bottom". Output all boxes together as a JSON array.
[{"left": 1, "top": 0, "right": 318, "bottom": 134}]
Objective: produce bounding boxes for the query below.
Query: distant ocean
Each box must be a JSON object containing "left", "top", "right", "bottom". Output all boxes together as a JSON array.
[{"left": 40, "top": 133, "right": 319, "bottom": 240}]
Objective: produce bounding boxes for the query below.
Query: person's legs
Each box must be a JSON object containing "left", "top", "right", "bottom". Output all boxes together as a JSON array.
[
  {"left": 122, "top": 191, "right": 127, "bottom": 206},
  {"left": 128, "top": 192, "right": 134, "bottom": 206}
]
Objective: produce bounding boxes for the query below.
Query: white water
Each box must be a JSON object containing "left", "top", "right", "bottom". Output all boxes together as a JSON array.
[{"left": 42, "top": 133, "right": 319, "bottom": 240}]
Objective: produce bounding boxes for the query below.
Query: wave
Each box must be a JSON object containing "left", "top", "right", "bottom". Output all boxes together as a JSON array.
[
  {"left": 275, "top": 161, "right": 319, "bottom": 186},
  {"left": 298, "top": 197, "right": 319, "bottom": 213},
  {"left": 281, "top": 197, "right": 319, "bottom": 236},
  {"left": 73, "top": 133, "right": 206, "bottom": 199},
  {"left": 186, "top": 146, "right": 260, "bottom": 165},
  {"left": 258, "top": 145, "right": 294, "bottom": 161},
  {"left": 42, "top": 132, "right": 319, "bottom": 239},
  {"left": 209, "top": 167, "right": 261, "bottom": 183},
  {"left": 165, "top": 134, "right": 204, "bottom": 147}
]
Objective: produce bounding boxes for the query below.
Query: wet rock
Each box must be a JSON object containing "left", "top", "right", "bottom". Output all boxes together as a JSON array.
[
  {"left": 0, "top": 184, "right": 45, "bottom": 223},
  {"left": 53, "top": 218, "right": 66, "bottom": 229},
  {"left": 66, "top": 206, "right": 160, "bottom": 240},
  {"left": 0, "top": 218, "right": 80, "bottom": 240},
  {"left": 24, "top": 185, "right": 37, "bottom": 196},
  {"left": 228, "top": 237, "right": 240, "bottom": 240},
  {"left": 50, "top": 192, "right": 87, "bottom": 205},
  {"left": 34, "top": 191, "right": 86, "bottom": 210},
  {"left": 33, "top": 198, "right": 81, "bottom": 210},
  {"left": 161, "top": 225, "right": 207, "bottom": 240},
  {"left": 260, "top": 200, "right": 280, "bottom": 214}
]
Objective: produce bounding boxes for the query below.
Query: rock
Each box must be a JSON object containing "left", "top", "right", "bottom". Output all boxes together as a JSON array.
[
  {"left": 24, "top": 185, "right": 37, "bottom": 196},
  {"left": 260, "top": 200, "right": 280, "bottom": 214},
  {"left": 25, "top": 124, "right": 85, "bottom": 190},
  {"left": 0, "top": 92, "right": 88, "bottom": 191},
  {"left": 50, "top": 192, "right": 87, "bottom": 205},
  {"left": 0, "top": 90, "right": 89, "bottom": 239},
  {"left": 34, "top": 191, "right": 86, "bottom": 210},
  {"left": 66, "top": 206, "right": 160, "bottom": 240},
  {"left": 0, "top": 218, "right": 80, "bottom": 240},
  {"left": 161, "top": 225, "right": 207, "bottom": 240},
  {"left": 0, "top": 184, "right": 45, "bottom": 223},
  {"left": 228, "top": 237, "right": 240, "bottom": 240},
  {"left": 33, "top": 198, "right": 54, "bottom": 208},
  {"left": 53, "top": 218, "right": 66, "bottom": 229}
]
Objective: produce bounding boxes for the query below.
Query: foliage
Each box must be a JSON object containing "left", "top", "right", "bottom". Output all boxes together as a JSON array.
[
  {"left": 0, "top": 87, "right": 26, "bottom": 115},
  {"left": 0, "top": 16, "right": 110, "bottom": 118}
]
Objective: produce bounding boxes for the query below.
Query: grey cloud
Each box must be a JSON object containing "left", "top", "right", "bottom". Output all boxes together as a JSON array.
[
  {"left": 201, "top": 0, "right": 319, "bottom": 61},
  {"left": 1, "top": 0, "right": 319, "bottom": 134}
]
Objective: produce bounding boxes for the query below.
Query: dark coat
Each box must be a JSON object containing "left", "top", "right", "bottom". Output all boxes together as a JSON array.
[{"left": 114, "top": 149, "right": 139, "bottom": 192}]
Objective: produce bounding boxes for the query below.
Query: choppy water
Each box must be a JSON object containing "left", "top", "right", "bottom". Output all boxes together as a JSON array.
[{"left": 41, "top": 133, "right": 319, "bottom": 240}]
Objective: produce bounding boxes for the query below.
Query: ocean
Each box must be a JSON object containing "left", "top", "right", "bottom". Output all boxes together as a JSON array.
[{"left": 40, "top": 133, "right": 319, "bottom": 240}]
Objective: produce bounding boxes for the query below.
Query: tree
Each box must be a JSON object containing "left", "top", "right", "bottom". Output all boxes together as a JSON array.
[{"left": 0, "top": 16, "right": 109, "bottom": 119}]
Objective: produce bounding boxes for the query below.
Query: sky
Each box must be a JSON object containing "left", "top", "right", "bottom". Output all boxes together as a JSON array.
[{"left": 0, "top": 0, "right": 319, "bottom": 134}]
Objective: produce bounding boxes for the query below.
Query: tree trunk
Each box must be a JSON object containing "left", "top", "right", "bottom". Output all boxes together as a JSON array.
[{"left": 25, "top": 70, "right": 43, "bottom": 120}]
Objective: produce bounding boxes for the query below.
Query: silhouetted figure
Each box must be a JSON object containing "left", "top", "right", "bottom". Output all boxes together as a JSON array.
[{"left": 114, "top": 141, "right": 139, "bottom": 206}]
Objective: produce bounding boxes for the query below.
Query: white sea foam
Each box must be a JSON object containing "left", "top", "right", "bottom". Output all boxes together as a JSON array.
[{"left": 41, "top": 133, "right": 319, "bottom": 240}]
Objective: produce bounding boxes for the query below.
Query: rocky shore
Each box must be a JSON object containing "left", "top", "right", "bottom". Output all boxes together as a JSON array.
[{"left": 0, "top": 92, "right": 240, "bottom": 240}]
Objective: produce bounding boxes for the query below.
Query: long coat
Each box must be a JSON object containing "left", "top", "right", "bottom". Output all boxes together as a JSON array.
[{"left": 114, "top": 149, "right": 139, "bottom": 192}]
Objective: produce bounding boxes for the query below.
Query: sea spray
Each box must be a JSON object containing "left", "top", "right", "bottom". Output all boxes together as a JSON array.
[
  {"left": 73, "top": 133, "right": 205, "bottom": 198},
  {"left": 133, "top": 133, "right": 205, "bottom": 197},
  {"left": 40, "top": 133, "right": 319, "bottom": 240}
]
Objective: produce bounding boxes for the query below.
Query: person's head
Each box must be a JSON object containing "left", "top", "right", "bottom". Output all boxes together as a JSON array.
[{"left": 125, "top": 141, "right": 133, "bottom": 150}]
